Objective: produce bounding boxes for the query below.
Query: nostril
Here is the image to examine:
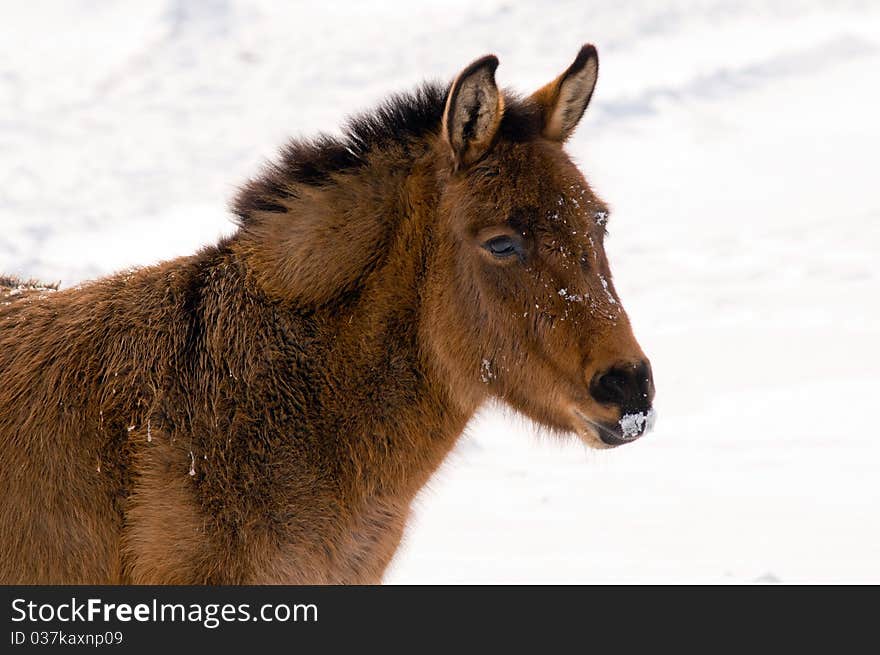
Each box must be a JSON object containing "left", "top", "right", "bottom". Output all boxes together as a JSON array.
[
  {"left": 591, "top": 368, "right": 630, "bottom": 406},
  {"left": 590, "top": 362, "right": 653, "bottom": 410},
  {"left": 601, "top": 371, "right": 627, "bottom": 398}
]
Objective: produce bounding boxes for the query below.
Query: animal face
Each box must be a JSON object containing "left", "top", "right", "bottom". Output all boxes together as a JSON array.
[{"left": 430, "top": 47, "right": 654, "bottom": 448}]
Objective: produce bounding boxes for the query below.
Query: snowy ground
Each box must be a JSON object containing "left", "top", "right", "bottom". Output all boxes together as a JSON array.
[{"left": 2, "top": 1, "right": 879, "bottom": 582}]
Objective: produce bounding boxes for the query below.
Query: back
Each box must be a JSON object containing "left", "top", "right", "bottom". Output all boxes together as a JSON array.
[{"left": 0, "top": 270, "right": 168, "bottom": 582}]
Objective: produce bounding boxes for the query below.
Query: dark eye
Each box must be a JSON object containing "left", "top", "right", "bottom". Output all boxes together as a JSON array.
[
  {"left": 579, "top": 252, "right": 591, "bottom": 272},
  {"left": 483, "top": 235, "right": 519, "bottom": 259}
]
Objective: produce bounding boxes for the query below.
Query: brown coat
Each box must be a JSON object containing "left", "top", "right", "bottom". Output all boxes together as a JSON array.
[{"left": 0, "top": 46, "right": 653, "bottom": 583}]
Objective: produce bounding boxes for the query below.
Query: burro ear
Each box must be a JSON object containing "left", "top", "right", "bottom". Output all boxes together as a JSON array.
[
  {"left": 442, "top": 54, "right": 504, "bottom": 169},
  {"left": 531, "top": 44, "right": 599, "bottom": 142}
]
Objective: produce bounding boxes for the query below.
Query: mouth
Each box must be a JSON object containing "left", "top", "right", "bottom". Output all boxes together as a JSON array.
[{"left": 573, "top": 408, "right": 656, "bottom": 447}]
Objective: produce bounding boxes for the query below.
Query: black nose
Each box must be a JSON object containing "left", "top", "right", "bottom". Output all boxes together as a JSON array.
[{"left": 590, "top": 361, "right": 654, "bottom": 412}]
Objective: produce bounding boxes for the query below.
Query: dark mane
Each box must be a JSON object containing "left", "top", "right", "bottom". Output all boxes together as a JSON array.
[
  {"left": 0, "top": 275, "right": 58, "bottom": 291},
  {"left": 232, "top": 81, "right": 542, "bottom": 225}
]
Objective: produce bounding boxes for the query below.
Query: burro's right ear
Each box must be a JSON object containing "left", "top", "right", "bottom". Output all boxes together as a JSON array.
[{"left": 442, "top": 55, "right": 504, "bottom": 170}]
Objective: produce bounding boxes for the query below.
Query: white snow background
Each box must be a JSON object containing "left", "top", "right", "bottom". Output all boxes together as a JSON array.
[{"left": 2, "top": 1, "right": 879, "bottom": 583}]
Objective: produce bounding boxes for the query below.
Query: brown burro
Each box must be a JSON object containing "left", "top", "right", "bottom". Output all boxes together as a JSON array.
[{"left": 0, "top": 45, "right": 654, "bottom": 584}]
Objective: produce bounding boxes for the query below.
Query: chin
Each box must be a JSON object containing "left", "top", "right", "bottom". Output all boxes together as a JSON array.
[{"left": 574, "top": 425, "right": 620, "bottom": 450}]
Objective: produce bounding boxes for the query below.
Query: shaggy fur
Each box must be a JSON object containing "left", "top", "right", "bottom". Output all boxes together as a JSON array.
[{"left": 0, "top": 46, "right": 653, "bottom": 584}]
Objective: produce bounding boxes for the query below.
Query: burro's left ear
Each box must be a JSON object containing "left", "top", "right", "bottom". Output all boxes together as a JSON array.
[
  {"left": 530, "top": 44, "right": 599, "bottom": 142},
  {"left": 443, "top": 54, "right": 504, "bottom": 169}
]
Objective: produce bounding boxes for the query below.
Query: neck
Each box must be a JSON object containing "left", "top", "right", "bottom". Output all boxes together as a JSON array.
[
  {"left": 327, "top": 159, "right": 480, "bottom": 500},
  {"left": 232, "top": 148, "right": 480, "bottom": 503}
]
